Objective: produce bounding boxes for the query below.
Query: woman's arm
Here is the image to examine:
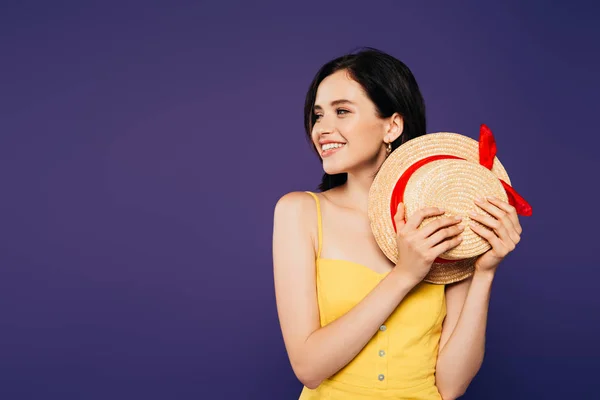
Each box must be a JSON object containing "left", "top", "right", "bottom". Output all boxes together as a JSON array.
[
  {"left": 272, "top": 192, "right": 418, "bottom": 389},
  {"left": 435, "top": 196, "right": 522, "bottom": 399},
  {"left": 434, "top": 270, "right": 495, "bottom": 399}
]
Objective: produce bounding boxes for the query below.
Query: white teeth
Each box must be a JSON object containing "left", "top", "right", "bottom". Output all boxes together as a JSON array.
[{"left": 322, "top": 143, "right": 345, "bottom": 151}]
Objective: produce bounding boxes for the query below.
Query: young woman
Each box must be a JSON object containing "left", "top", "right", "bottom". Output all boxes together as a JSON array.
[{"left": 272, "top": 48, "right": 523, "bottom": 400}]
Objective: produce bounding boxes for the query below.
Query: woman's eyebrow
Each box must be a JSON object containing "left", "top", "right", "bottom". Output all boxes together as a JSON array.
[{"left": 314, "top": 99, "right": 355, "bottom": 110}]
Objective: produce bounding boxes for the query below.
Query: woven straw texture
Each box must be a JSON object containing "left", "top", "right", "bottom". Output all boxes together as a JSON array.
[
  {"left": 368, "top": 132, "right": 511, "bottom": 284},
  {"left": 404, "top": 159, "right": 508, "bottom": 259}
]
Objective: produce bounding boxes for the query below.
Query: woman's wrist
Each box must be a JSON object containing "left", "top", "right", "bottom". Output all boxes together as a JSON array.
[
  {"left": 472, "top": 268, "right": 496, "bottom": 284},
  {"left": 389, "top": 266, "right": 421, "bottom": 290}
]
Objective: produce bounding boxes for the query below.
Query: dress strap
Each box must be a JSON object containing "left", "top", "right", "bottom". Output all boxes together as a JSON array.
[{"left": 304, "top": 191, "right": 322, "bottom": 259}]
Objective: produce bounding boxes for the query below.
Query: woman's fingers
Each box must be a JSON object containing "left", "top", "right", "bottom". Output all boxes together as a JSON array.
[
  {"left": 424, "top": 222, "right": 465, "bottom": 248},
  {"left": 486, "top": 196, "right": 523, "bottom": 238},
  {"left": 393, "top": 202, "right": 407, "bottom": 232},
  {"left": 470, "top": 198, "right": 516, "bottom": 242},
  {"left": 403, "top": 206, "right": 446, "bottom": 231},
  {"left": 430, "top": 234, "right": 463, "bottom": 257},
  {"left": 418, "top": 215, "right": 463, "bottom": 239}
]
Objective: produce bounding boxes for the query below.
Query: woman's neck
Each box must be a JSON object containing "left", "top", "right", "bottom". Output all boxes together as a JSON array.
[
  {"left": 328, "top": 149, "right": 387, "bottom": 213},
  {"left": 338, "top": 162, "right": 382, "bottom": 214}
]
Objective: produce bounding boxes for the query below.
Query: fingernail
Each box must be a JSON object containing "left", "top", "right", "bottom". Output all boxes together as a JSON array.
[
  {"left": 469, "top": 211, "right": 477, "bottom": 217},
  {"left": 487, "top": 196, "right": 496, "bottom": 200},
  {"left": 476, "top": 197, "right": 484, "bottom": 203},
  {"left": 454, "top": 216, "right": 462, "bottom": 220}
]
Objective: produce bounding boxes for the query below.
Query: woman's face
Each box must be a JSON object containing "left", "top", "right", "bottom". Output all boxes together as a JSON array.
[{"left": 311, "top": 69, "right": 394, "bottom": 176}]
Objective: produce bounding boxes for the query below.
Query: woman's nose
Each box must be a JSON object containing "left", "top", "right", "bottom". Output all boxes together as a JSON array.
[
  {"left": 316, "top": 127, "right": 332, "bottom": 136},
  {"left": 316, "top": 120, "right": 335, "bottom": 135}
]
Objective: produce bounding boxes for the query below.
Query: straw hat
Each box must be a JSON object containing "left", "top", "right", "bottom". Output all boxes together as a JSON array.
[{"left": 368, "top": 124, "right": 532, "bottom": 284}]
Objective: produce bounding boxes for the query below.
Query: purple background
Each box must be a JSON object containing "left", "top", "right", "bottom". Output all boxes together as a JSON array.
[{"left": 1, "top": 1, "right": 598, "bottom": 399}]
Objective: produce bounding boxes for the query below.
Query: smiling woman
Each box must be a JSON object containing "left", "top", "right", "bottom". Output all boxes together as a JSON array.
[{"left": 273, "top": 48, "right": 503, "bottom": 400}]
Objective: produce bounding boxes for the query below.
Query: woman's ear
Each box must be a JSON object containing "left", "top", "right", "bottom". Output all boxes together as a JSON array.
[{"left": 386, "top": 113, "right": 404, "bottom": 142}]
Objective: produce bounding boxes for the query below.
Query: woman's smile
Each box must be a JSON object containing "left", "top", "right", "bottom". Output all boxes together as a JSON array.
[{"left": 321, "top": 143, "right": 346, "bottom": 157}]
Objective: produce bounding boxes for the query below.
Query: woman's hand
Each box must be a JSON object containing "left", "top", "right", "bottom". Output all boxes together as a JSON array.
[
  {"left": 468, "top": 196, "right": 523, "bottom": 274},
  {"left": 393, "top": 202, "right": 464, "bottom": 285}
]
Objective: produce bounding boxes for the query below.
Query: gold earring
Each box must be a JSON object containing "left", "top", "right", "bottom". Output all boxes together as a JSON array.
[{"left": 386, "top": 142, "right": 392, "bottom": 155}]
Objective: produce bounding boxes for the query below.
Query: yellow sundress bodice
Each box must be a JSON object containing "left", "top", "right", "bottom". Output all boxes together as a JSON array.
[{"left": 299, "top": 191, "right": 446, "bottom": 400}]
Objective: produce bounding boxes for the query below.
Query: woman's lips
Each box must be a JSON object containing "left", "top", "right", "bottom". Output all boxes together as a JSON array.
[{"left": 322, "top": 144, "right": 345, "bottom": 157}]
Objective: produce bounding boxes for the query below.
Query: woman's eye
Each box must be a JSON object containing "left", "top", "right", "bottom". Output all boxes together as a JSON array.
[{"left": 313, "top": 110, "right": 348, "bottom": 121}]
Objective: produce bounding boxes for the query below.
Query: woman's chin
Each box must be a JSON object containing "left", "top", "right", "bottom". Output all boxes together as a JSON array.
[
  {"left": 323, "top": 166, "right": 346, "bottom": 175},
  {"left": 323, "top": 159, "right": 353, "bottom": 175}
]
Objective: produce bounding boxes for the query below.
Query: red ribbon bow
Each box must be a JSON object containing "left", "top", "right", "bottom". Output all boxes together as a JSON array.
[{"left": 478, "top": 124, "right": 532, "bottom": 217}]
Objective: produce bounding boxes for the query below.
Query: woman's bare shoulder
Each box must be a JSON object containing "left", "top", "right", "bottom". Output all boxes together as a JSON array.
[
  {"left": 273, "top": 191, "right": 320, "bottom": 253},
  {"left": 274, "top": 191, "right": 315, "bottom": 215}
]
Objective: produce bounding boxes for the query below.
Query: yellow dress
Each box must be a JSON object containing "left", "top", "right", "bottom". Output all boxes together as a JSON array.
[{"left": 299, "top": 191, "right": 446, "bottom": 400}]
